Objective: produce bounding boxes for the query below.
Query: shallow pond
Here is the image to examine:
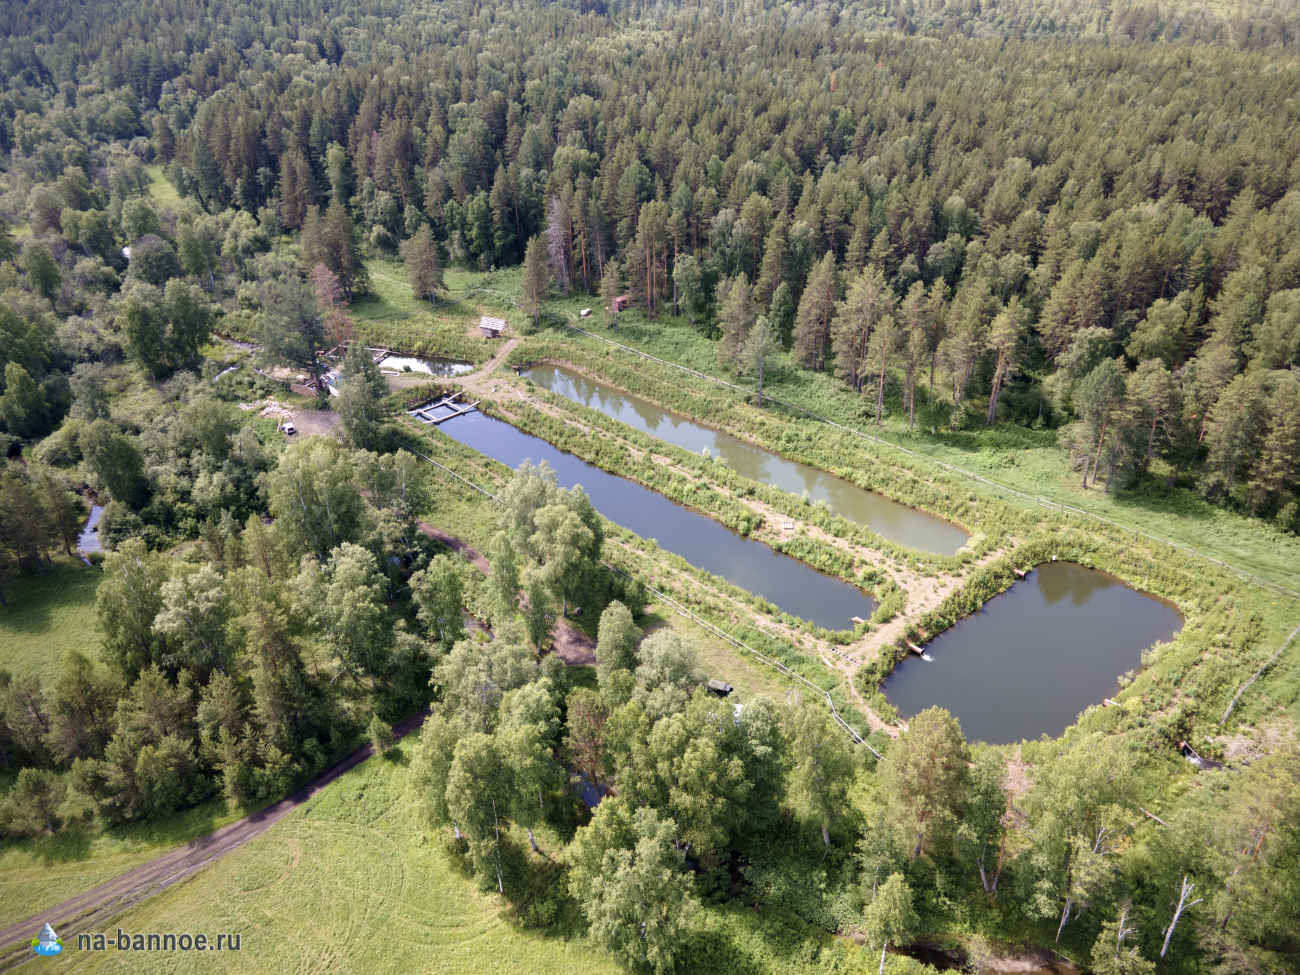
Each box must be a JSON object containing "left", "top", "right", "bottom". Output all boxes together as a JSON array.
[
  {"left": 525, "top": 364, "right": 969, "bottom": 556},
  {"left": 882, "top": 561, "right": 1183, "bottom": 743},
  {"left": 378, "top": 354, "right": 473, "bottom": 377},
  {"left": 437, "top": 409, "right": 876, "bottom": 630}
]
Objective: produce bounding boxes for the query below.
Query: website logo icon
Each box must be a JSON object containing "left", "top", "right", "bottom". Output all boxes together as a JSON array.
[{"left": 31, "top": 923, "right": 63, "bottom": 956}]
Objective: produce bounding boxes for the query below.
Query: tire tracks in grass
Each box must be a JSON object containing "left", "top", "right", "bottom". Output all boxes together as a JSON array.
[{"left": 0, "top": 713, "right": 427, "bottom": 970}]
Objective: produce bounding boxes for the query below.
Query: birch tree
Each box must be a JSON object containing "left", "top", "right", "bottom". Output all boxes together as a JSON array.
[
  {"left": 1090, "top": 905, "right": 1155, "bottom": 975},
  {"left": 497, "top": 678, "right": 561, "bottom": 853},
  {"left": 1159, "top": 876, "right": 1202, "bottom": 958},
  {"left": 1023, "top": 734, "right": 1138, "bottom": 944},
  {"left": 408, "top": 712, "right": 461, "bottom": 837},
  {"left": 446, "top": 732, "right": 512, "bottom": 893},
  {"left": 570, "top": 803, "right": 699, "bottom": 975},
  {"left": 958, "top": 751, "right": 1010, "bottom": 896},
  {"left": 786, "top": 700, "right": 856, "bottom": 850},
  {"left": 863, "top": 872, "right": 918, "bottom": 975}
]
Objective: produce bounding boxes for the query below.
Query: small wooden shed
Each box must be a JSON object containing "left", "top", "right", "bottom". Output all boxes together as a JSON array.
[
  {"left": 706, "top": 678, "right": 734, "bottom": 698},
  {"left": 479, "top": 316, "right": 509, "bottom": 338},
  {"left": 612, "top": 295, "right": 631, "bottom": 312}
]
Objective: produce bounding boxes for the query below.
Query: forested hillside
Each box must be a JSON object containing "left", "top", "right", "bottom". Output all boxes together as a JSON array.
[
  {"left": 2, "top": 0, "right": 1298, "bottom": 530},
  {"left": 1, "top": 3, "right": 1299, "bottom": 973}
]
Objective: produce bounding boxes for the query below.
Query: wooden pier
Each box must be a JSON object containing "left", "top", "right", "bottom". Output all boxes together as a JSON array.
[{"left": 407, "top": 395, "right": 479, "bottom": 424}]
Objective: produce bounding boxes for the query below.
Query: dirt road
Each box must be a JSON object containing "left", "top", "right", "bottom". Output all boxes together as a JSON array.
[
  {"left": 0, "top": 514, "right": 596, "bottom": 967},
  {"left": 473, "top": 336, "right": 520, "bottom": 379},
  {"left": 0, "top": 713, "right": 427, "bottom": 969}
]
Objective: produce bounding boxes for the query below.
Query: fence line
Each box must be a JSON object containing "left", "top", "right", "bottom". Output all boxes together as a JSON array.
[
  {"left": 1220, "top": 623, "right": 1300, "bottom": 724},
  {"left": 408, "top": 448, "right": 505, "bottom": 505},
  {"left": 554, "top": 319, "right": 1300, "bottom": 602},
  {"left": 449, "top": 290, "right": 1300, "bottom": 723},
  {"left": 407, "top": 426, "right": 879, "bottom": 754}
]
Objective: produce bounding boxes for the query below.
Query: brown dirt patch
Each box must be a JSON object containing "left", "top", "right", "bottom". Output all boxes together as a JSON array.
[{"left": 287, "top": 408, "right": 341, "bottom": 438}]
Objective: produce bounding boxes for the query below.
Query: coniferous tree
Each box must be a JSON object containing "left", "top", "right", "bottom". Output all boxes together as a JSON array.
[
  {"left": 521, "top": 235, "right": 549, "bottom": 328},
  {"left": 402, "top": 225, "right": 443, "bottom": 305},
  {"left": 717, "top": 273, "right": 755, "bottom": 371},
  {"left": 741, "top": 315, "right": 782, "bottom": 407},
  {"left": 833, "top": 266, "right": 895, "bottom": 393},
  {"left": 794, "top": 252, "right": 838, "bottom": 370}
]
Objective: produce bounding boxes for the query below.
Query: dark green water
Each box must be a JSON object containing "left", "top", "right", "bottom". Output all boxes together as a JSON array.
[
  {"left": 525, "top": 364, "right": 969, "bottom": 555},
  {"left": 437, "top": 410, "right": 876, "bottom": 630},
  {"left": 882, "top": 561, "right": 1183, "bottom": 743}
]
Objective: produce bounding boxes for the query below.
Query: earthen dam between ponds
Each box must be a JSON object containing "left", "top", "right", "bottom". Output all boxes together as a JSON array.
[{"left": 428, "top": 369, "right": 1182, "bottom": 740}]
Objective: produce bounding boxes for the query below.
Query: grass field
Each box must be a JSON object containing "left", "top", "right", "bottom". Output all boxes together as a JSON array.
[
  {"left": 73, "top": 739, "right": 906, "bottom": 975},
  {"left": 0, "top": 799, "right": 244, "bottom": 926},
  {"left": 71, "top": 744, "right": 617, "bottom": 974},
  {"left": 0, "top": 558, "right": 102, "bottom": 685},
  {"left": 349, "top": 259, "right": 503, "bottom": 364},
  {"left": 144, "top": 165, "right": 183, "bottom": 210}
]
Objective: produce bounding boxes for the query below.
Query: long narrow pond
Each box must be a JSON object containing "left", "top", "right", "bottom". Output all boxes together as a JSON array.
[
  {"left": 525, "top": 364, "right": 969, "bottom": 556},
  {"left": 437, "top": 409, "right": 876, "bottom": 629},
  {"left": 882, "top": 562, "right": 1183, "bottom": 743}
]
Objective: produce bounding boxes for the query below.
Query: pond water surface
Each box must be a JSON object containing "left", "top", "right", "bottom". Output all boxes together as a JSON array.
[
  {"left": 437, "top": 409, "right": 876, "bottom": 629},
  {"left": 882, "top": 561, "right": 1183, "bottom": 743},
  {"left": 379, "top": 354, "right": 473, "bottom": 377},
  {"left": 525, "top": 364, "right": 969, "bottom": 556},
  {"left": 77, "top": 504, "right": 105, "bottom": 555}
]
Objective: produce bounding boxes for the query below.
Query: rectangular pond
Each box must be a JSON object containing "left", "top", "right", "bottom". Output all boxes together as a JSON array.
[
  {"left": 436, "top": 409, "right": 876, "bottom": 630},
  {"left": 525, "top": 364, "right": 969, "bottom": 556},
  {"left": 882, "top": 561, "right": 1183, "bottom": 743}
]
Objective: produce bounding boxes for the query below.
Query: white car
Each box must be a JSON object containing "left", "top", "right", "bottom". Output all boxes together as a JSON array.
[{"left": 283, "top": 422, "right": 297, "bottom": 435}]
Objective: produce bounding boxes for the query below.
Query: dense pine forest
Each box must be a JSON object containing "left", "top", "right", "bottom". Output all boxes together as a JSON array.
[
  {"left": 0, "top": 2, "right": 1298, "bottom": 974},
  {"left": 3, "top": 0, "right": 1299, "bottom": 526}
]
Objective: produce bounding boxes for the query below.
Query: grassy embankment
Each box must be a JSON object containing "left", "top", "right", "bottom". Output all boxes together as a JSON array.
[
  {"left": 398, "top": 411, "right": 883, "bottom": 745},
  {"left": 399, "top": 265, "right": 1300, "bottom": 740},
  {"left": 531, "top": 299, "right": 1300, "bottom": 595},
  {"left": 493, "top": 354, "right": 1294, "bottom": 742}
]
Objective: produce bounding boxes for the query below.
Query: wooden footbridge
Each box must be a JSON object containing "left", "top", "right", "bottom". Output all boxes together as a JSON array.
[
  {"left": 323, "top": 344, "right": 393, "bottom": 363},
  {"left": 407, "top": 394, "right": 480, "bottom": 425}
]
